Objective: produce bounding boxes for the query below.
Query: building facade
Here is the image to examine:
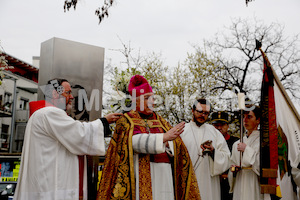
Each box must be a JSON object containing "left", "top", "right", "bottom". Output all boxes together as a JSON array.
[{"left": 0, "top": 52, "right": 38, "bottom": 153}]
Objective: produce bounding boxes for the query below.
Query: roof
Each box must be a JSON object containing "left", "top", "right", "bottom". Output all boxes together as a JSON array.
[{"left": 1, "top": 52, "right": 39, "bottom": 82}]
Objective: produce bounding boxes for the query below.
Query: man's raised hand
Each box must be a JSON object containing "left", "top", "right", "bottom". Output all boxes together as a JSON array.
[{"left": 163, "top": 122, "right": 185, "bottom": 142}]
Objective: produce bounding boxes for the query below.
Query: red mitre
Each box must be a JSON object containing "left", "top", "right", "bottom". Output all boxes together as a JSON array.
[{"left": 128, "top": 75, "right": 153, "bottom": 97}]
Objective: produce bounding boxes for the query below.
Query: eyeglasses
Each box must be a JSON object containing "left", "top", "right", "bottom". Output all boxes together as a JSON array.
[
  {"left": 64, "top": 90, "right": 72, "bottom": 95},
  {"left": 194, "top": 109, "right": 210, "bottom": 116}
]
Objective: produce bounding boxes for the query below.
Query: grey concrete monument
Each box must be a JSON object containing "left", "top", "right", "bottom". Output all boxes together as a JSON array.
[
  {"left": 38, "top": 37, "right": 105, "bottom": 199},
  {"left": 38, "top": 37, "right": 104, "bottom": 121}
]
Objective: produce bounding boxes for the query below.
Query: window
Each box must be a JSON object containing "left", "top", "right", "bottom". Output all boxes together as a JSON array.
[
  {"left": 1, "top": 124, "right": 9, "bottom": 150},
  {"left": 4, "top": 92, "right": 12, "bottom": 104},
  {"left": 3, "top": 92, "right": 12, "bottom": 112},
  {"left": 19, "top": 97, "right": 29, "bottom": 110},
  {"left": 14, "top": 124, "right": 26, "bottom": 152}
]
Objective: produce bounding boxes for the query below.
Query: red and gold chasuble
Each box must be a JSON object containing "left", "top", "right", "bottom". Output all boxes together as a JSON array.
[
  {"left": 131, "top": 113, "right": 171, "bottom": 164},
  {"left": 97, "top": 110, "right": 200, "bottom": 200},
  {"left": 130, "top": 111, "right": 171, "bottom": 199}
]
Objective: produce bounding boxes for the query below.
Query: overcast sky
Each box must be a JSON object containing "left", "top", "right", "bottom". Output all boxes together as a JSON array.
[
  {"left": 1, "top": 0, "right": 300, "bottom": 68},
  {"left": 1, "top": 0, "right": 300, "bottom": 111}
]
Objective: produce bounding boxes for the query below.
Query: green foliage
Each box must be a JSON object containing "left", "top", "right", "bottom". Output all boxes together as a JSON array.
[
  {"left": 105, "top": 50, "right": 220, "bottom": 125},
  {"left": 104, "top": 17, "right": 300, "bottom": 135}
]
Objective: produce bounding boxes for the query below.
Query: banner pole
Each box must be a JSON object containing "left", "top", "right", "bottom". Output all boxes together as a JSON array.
[{"left": 238, "top": 93, "right": 245, "bottom": 167}]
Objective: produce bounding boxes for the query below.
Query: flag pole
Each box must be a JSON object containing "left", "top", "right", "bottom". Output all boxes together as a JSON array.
[
  {"left": 238, "top": 93, "right": 245, "bottom": 167},
  {"left": 240, "top": 109, "right": 243, "bottom": 167}
]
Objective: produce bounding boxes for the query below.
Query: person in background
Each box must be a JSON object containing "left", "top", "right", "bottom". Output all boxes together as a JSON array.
[
  {"left": 14, "top": 78, "right": 122, "bottom": 200},
  {"left": 211, "top": 111, "right": 239, "bottom": 200},
  {"left": 181, "top": 98, "right": 230, "bottom": 200},
  {"left": 228, "top": 105, "right": 263, "bottom": 200}
]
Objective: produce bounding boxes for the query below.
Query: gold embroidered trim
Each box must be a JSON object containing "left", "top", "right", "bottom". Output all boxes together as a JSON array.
[{"left": 125, "top": 113, "right": 137, "bottom": 200}]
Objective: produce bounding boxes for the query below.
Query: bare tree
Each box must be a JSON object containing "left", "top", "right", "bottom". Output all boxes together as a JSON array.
[
  {"left": 182, "top": 17, "right": 300, "bottom": 136},
  {"left": 104, "top": 17, "right": 300, "bottom": 130},
  {"left": 104, "top": 41, "right": 221, "bottom": 124},
  {"left": 195, "top": 17, "right": 300, "bottom": 107}
]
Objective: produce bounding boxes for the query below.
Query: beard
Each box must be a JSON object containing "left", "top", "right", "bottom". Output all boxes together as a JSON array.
[
  {"left": 65, "top": 103, "right": 73, "bottom": 116},
  {"left": 193, "top": 115, "right": 206, "bottom": 127}
]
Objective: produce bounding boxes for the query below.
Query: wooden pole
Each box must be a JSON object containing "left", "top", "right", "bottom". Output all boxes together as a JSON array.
[
  {"left": 240, "top": 109, "right": 243, "bottom": 167},
  {"left": 238, "top": 93, "right": 245, "bottom": 167}
]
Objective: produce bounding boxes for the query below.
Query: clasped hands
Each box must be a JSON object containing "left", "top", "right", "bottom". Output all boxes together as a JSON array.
[{"left": 200, "top": 140, "right": 214, "bottom": 156}]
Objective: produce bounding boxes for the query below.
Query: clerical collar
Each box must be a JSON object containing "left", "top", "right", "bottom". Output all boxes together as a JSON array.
[{"left": 138, "top": 112, "right": 153, "bottom": 119}]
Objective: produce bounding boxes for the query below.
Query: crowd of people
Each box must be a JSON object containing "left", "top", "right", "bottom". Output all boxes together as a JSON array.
[{"left": 13, "top": 75, "right": 296, "bottom": 200}]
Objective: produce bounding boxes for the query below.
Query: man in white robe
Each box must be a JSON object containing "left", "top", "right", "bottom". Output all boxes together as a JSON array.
[
  {"left": 228, "top": 105, "right": 263, "bottom": 200},
  {"left": 181, "top": 98, "right": 231, "bottom": 200},
  {"left": 14, "top": 78, "right": 122, "bottom": 200}
]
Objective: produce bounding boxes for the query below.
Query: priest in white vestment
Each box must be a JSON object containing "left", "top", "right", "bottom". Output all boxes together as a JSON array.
[
  {"left": 181, "top": 98, "right": 231, "bottom": 200},
  {"left": 14, "top": 79, "right": 122, "bottom": 200},
  {"left": 228, "top": 105, "right": 263, "bottom": 200}
]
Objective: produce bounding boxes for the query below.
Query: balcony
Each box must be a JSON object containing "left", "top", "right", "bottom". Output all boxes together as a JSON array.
[
  {"left": 15, "top": 110, "right": 29, "bottom": 122},
  {"left": 0, "top": 110, "right": 12, "bottom": 118},
  {"left": 0, "top": 103, "right": 12, "bottom": 117}
]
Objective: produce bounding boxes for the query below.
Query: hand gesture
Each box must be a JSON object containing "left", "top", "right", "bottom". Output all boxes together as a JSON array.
[
  {"left": 104, "top": 113, "right": 123, "bottom": 124},
  {"left": 200, "top": 140, "right": 214, "bottom": 155},
  {"left": 163, "top": 122, "right": 185, "bottom": 143}
]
